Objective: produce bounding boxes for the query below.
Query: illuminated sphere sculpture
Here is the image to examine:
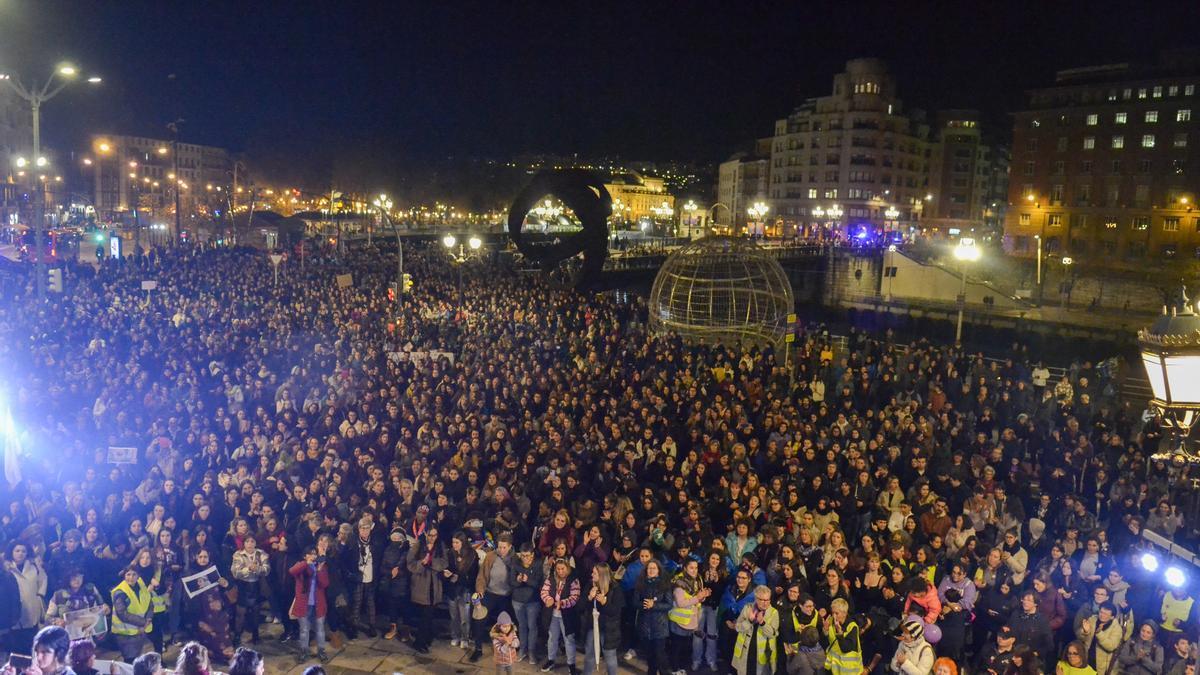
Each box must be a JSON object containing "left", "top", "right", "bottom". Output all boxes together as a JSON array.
[{"left": 649, "top": 236, "right": 794, "bottom": 346}]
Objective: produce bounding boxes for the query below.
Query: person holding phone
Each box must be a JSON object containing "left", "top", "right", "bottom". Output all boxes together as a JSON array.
[
  {"left": 289, "top": 546, "right": 331, "bottom": 662},
  {"left": 0, "top": 625, "right": 71, "bottom": 675}
]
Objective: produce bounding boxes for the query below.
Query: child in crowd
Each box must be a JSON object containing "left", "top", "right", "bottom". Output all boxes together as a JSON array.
[{"left": 490, "top": 611, "right": 520, "bottom": 675}]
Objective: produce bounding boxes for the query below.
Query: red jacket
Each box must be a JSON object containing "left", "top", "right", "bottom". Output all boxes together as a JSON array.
[{"left": 289, "top": 560, "right": 330, "bottom": 619}]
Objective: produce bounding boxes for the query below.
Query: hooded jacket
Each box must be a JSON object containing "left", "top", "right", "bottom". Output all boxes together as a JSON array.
[{"left": 890, "top": 635, "right": 935, "bottom": 675}]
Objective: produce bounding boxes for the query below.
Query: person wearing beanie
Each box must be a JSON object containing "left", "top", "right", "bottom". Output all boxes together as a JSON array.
[
  {"left": 490, "top": 611, "right": 520, "bottom": 675},
  {"left": 889, "top": 619, "right": 934, "bottom": 675}
]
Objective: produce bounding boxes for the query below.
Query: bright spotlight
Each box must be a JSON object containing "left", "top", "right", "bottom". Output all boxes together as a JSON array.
[
  {"left": 1141, "top": 552, "right": 1160, "bottom": 572},
  {"left": 468, "top": 236, "right": 482, "bottom": 250},
  {"left": 1165, "top": 566, "right": 1187, "bottom": 588},
  {"left": 442, "top": 234, "right": 456, "bottom": 249}
]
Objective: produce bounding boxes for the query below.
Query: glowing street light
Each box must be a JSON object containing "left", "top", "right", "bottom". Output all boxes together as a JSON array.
[
  {"left": 442, "top": 234, "right": 457, "bottom": 249},
  {"left": 468, "top": 235, "right": 482, "bottom": 250},
  {"left": 953, "top": 237, "right": 982, "bottom": 344},
  {"left": 98, "top": 142, "right": 111, "bottom": 153}
]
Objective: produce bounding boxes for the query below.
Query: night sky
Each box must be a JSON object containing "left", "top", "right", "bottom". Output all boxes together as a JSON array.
[{"left": 2, "top": 0, "right": 1198, "bottom": 190}]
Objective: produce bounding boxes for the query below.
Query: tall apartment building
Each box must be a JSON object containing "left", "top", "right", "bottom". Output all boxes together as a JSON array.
[
  {"left": 926, "top": 110, "right": 1010, "bottom": 239},
  {"left": 765, "top": 58, "right": 931, "bottom": 238},
  {"left": 90, "top": 134, "right": 232, "bottom": 231},
  {"left": 718, "top": 59, "right": 1009, "bottom": 241},
  {"left": 1003, "top": 56, "right": 1200, "bottom": 262},
  {"left": 0, "top": 88, "right": 32, "bottom": 227},
  {"left": 716, "top": 138, "right": 770, "bottom": 232}
]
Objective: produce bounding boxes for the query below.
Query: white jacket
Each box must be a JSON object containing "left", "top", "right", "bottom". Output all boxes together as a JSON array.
[{"left": 889, "top": 636, "right": 934, "bottom": 675}]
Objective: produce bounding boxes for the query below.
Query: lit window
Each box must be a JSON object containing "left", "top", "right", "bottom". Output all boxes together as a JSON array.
[
  {"left": 1146, "top": 111, "right": 1159, "bottom": 123},
  {"left": 1179, "top": 109, "right": 1192, "bottom": 122},
  {"left": 1124, "top": 88, "right": 1132, "bottom": 99},
  {"left": 1187, "top": 85, "right": 1196, "bottom": 96},
  {"left": 807, "top": 188, "right": 817, "bottom": 199},
  {"left": 1105, "top": 219, "right": 1118, "bottom": 229},
  {"left": 1112, "top": 135, "right": 1124, "bottom": 149},
  {"left": 1049, "top": 214, "right": 1063, "bottom": 227},
  {"left": 1175, "top": 133, "right": 1188, "bottom": 148},
  {"left": 1051, "top": 185, "right": 1064, "bottom": 203},
  {"left": 1142, "top": 134, "right": 1156, "bottom": 148},
  {"left": 1083, "top": 136, "right": 1095, "bottom": 150},
  {"left": 1170, "top": 85, "right": 1180, "bottom": 97},
  {"left": 1019, "top": 213, "right": 1031, "bottom": 225},
  {"left": 1086, "top": 113, "right": 1098, "bottom": 126},
  {"left": 1134, "top": 216, "right": 1150, "bottom": 230},
  {"left": 824, "top": 189, "right": 837, "bottom": 199},
  {"left": 1031, "top": 119, "right": 1041, "bottom": 128},
  {"left": 1154, "top": 86, "right": 1163, "bottom": 98},
  {"left": 1165, "top": 217, "right": 1181, "bottom": 232},
  {"left": 1138, "top": 88, "right": 1148, "bottom": 99}
]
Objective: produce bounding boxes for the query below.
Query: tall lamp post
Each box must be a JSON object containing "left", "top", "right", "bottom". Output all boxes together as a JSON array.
[
  {"left": 1140, "top": 288, "right": 1200, "bottom": 482},
  {"left": 443, "top": 233, "right": 482, "bottom": 306},
  {"left": 748, "top": 201, "right": 769, "bottom": 237},
  {"left": 372, "top": 194, "right": 402, "bottom": 317},
  {"left": 827, "top": 204, "right": 844, "bottom": 239},
  {"left": 0, "top": 64, "right": 101, "bottom": 297},
  {"left": 953, "top": 237, "right": 982, "bottom": 345},
  {"left": 683, "top": 200, "right": 698, "bottom": 239}
]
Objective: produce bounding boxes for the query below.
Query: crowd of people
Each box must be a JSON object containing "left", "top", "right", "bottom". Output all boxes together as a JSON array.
[{"left": 0, "top": 239, "right": 1197, "bottom": 675}]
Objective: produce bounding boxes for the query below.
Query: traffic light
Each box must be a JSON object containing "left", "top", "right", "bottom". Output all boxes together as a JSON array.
[
  {"left": 47, "top": 268, "right": 63, "bottom": 293},
  {"left": 401, "top": 273, "right": 413, "bottom": 294}
]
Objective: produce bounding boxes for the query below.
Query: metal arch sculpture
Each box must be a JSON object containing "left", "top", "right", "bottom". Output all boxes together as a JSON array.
[{"left": 507, "top": 170, "right": 611, "bottom": 289}]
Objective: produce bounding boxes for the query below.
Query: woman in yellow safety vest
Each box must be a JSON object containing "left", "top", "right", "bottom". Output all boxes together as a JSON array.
[
  {"left": 111, "top": 566, "right": 155, "bottom": 662},
  {"left": 733, "top": 585, "right": 779, "bottom": 675},
  {"left": 668, "top": 559, "right": 710, "bottom": 673},
  {"left": 823, "top": 597, "right": 863, "bottom": 675}
]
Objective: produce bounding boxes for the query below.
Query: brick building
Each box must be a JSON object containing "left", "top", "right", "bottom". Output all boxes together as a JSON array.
[{"left": 1004, "top": 56, "right": 1200, "bottom": 263}]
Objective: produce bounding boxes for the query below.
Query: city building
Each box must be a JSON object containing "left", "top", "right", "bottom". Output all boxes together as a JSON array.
[
  {"left": 603, "top": 171, "right": 675, "bottom": 228},
  {"left": 717, "top": 139, "right": 770, "bottom": 234},
  {"left": 765, "top": 58, "right": 932, "bottom": 240},
  {"left": 0, "top": 87, "right": 32, "bottom": 228},
  {"left": 926, "top": 110, "right": 1010, "bottom": 240},
  {"left": 88, "top": 134, "right": 233, "bottom": 235},
  {"left": 719, "top": 58, "right": 1008, "bottom": 242},
  {"left": 1003, "top": 55, "right": 1200, "bottom": 263}
]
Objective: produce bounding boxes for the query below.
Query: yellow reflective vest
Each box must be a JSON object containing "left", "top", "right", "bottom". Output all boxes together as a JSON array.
[
  {"left": 825, "top": 619, "right": 862, "bottom": 675},
  {"left": 733, "top": 605, "right": 779, "bottom": 668},
  {"left": 111, "top": 580, "right": 153, "bottom": 636}
]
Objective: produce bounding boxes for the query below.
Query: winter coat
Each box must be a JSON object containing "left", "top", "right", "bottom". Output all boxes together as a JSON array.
[
  {"left": 1117, "top": 624, "right": 1165, "bottom": 675},
  {"left": 540, "top": 571, "right": 582, "bottom": 636},
  {"left": 406, "top": 541, "right": 447, "bottom": 606},
  {"left": 1079, "top": 613, "right": 1131, "bottom": 675},
  {"left": 379, "top": 536, "right": 410, "bottom": 598},
  {"left": 634, "top": 577, "right": 672, "bottom": 640},
  {"left": 1008, "top": 607, "right": 1055, "bottom": 671},
  {"left": 788, "top": 645, "right": 826, "bottom": 675},
  {"left": 509, "top": 555, "right": 544, "bottom": 604},
  {"left": 288, "top": 561, "right": 330, "bottom": 619},
  {"left": 1036, "top": 584, "right": 1068, "bottom": 631},
  {"left": 890, "top": 636, "right": 935, "bottom": 675},
  {"left": 583, "top": 586, "right": 624, "bottom": 650}
]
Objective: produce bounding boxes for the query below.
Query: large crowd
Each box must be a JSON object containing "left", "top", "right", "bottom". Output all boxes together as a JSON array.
[{"left": 0, "top": 240, "right": 1198, "bottom": 675}]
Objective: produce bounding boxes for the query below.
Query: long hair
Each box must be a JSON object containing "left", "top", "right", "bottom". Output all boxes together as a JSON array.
[
  {"left": 175, "top": 642, "right": 210, "bottom": 675},
  {"left": 593, "top": 563, "right": 613, "bottom": 596}
]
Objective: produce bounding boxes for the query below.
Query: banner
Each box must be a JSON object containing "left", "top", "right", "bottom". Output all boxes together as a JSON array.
[
  {"left": 64, "top": 606, "right": 108, "bottom": 639},
  {"left": 182, "top": 565, "right": 224, "bottom": 598},
  {"left": 336, "top": 273, "right": 353, "bottom": 288},
  {"left": 107, "top": 446, "right": 138, "bottom": 465}
]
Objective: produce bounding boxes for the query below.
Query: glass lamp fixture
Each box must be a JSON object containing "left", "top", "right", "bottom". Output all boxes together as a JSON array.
[{"left": 1140, "top": 286, "right": 1200, "bottom": 465}]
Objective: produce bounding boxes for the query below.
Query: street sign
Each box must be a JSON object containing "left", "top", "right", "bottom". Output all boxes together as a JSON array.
[{"left": 269, "top": 253, "right": 283, "bottom": 266}]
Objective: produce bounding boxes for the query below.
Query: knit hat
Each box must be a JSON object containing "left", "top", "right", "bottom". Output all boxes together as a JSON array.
[
  {"left": 902, "top": 620, "right": 923, "bottom": 640},
  {"left": 496, "top": 611, "right": 513, "bottom": 626},
  {"left": 1028, "top": 518, "right": 1046, "bottom": 539}
]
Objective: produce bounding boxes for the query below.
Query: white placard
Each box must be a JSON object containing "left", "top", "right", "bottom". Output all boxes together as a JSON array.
[
  {"left": 64, "top": 606, "right": 108, "bottom": 639},
  {"left": 182, "top": 565, "right": 224, "bottom": 598},
  {"left": 141, "top": 280, "right": 158, "bottom": 291},
  {"left": 107, "top": 446, "right": 138, "bottom": 465}
]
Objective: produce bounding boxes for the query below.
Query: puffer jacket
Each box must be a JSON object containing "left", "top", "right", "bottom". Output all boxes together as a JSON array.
[
  {"left": 889, "top": 636, "right": 934, "bottom": 675},
  {"left": 634, "top": 576, "right": 672, "bottom": 640}
]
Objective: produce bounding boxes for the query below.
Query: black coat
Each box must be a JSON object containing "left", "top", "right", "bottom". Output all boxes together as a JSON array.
[
  {"left": 339, "top": 533, "right": 384, "bottom": 585},
  {"left": 583, "top": 586, "right": 625, "bottom": 650}
]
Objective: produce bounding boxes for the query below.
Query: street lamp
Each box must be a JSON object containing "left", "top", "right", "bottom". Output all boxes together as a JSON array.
[
  {"left": 0, "top": 62, "right": 101, "bottom": 297},
  {"left": 372, "top": 193, "right": 402, "bottom": 317},
  {"left": 953, "top": 237, "right": 982, "bottom": 344},
  {"left": 1140, "top": 287, "right": 1200, "bottom": 466},
  {"left": 444, "top": 233, "right": 483, "bottom": 305},
  {"left": 1060, "top": 256, "right": 1074, "bottom": 308},
  {"left": 748, "top": 201, "right": 769, "bottom": 237}
]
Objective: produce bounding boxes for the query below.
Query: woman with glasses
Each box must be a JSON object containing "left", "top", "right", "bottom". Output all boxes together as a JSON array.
[{"left": 1057, "top": 639, "right": 1098, "bottom": 675}]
